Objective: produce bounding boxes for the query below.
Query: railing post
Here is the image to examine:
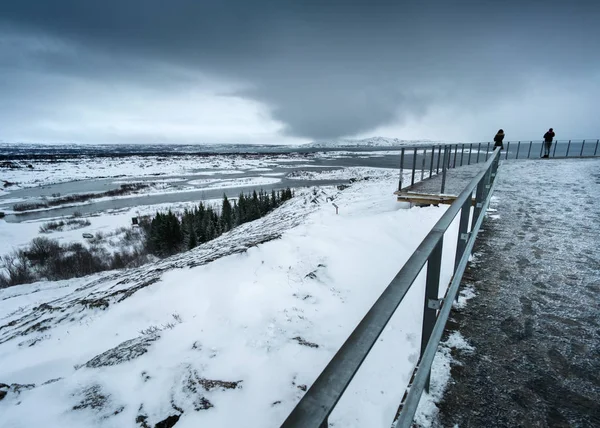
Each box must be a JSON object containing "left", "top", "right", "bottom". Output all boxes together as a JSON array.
[
  {"left": 454, "top": 196, "right": 472, "bottom": 275},
  {"left": 429, "top": 145, "right": 435, "bottom": 177},
  {"left": 476, "top": 143, "right": 481, "bottom": 163},
  {"left": 566, "top": 140, "right": 571, "bottom": 157},
  {"left": 485, "top": 142, "right": 490, "bottom": 161},
  {"left": 527, "top": 141, "right": 532, "bottom": 158},
  {"left": 436, "top": 146, "right": 442, "bottom": 173},
  {"left": 580, "top": 140, "right": 586, "bottom": 157},
  {"left": 411, "top": 147, "right": 417, "bottom": 187},
  {"left": 539, "top": 140, "right": 544, "bottom": 158},
  {"left": 472, "top": 175, "right": 486, "bottom": 224},
  {"left": 505, "top": 141, "right": 510, "bottom": 159},
  {"left": 467, "top": 143, "right": 472, "bottom": 165},
  {"left": 453, "top": 144, "right": 458, "bottom": 168},
  {"left": 441, "top": 146, "right": 448, "bottom": 194},
  {"left": 595, "top": 139, "right": 599, "bottom": 156},
  {"left": 421, "top": 237, "right": 443, "bottom": 393},
  {"left": 516, "top": 141, "right": 521, "bottom": 159},
  {"left": 398, "top": 148, "right": 405, "bottom": 192},
  {"left": 553, "top": 140, "right": 558, "bottom": 157},
  {"left": 421, "top": 154, "right": 426, "bottom": 181},
  {"left": 492, "top": 149, "right": 500, "bottom": 179},
  {"left": 460, "top": 144, "right": 465, "bottom": 166}
]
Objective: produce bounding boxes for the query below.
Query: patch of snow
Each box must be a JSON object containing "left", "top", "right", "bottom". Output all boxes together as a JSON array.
[
  {"left": 190, "top": 170, "right": 245, "bottom": 176},
  {"left": 286, "top": 167, "right": 397, "bottom": 181},
  {"left": 454, "top": 284, "right": 476, "bottom": 310},
  {"left": 412, "top": 332, "right": 474, "bottom": 428},
  {"left": 187, "top": 177, "right": 282, "bottom": 189}
]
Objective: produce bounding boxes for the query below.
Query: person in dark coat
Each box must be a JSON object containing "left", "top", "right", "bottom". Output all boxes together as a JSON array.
[
  {"left": 493, "top": 129, "right": 505, "bottom": 150},
  {"left": 542, "top": 128, "right": 555, "bottom": 158}
]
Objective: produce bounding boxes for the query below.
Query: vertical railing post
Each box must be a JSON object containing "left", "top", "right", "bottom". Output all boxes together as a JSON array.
[
  {"left": 527, "top": 141, "right": 532, "bottom": 158},
  {"left": 594, "top": 139, "right": 599, "bottom": 156},
  {"left": 472, "top": 175, "right": 486, "bottom": 224},
  {"left": 539, "top": 140, "right": 544, "bottom": 158},
  {"left": 516, "top": 141, "right": 521, "bottom": 159},
  {"left": 421, "top": 237, "right": 443, "bottom": 393},
  {"left": 580, "top": 140, "right": 586, "bottom": 157},
  {"left": 441, "top": 146, "right": 448, "bottom": 194},
  {"left": 421, "top": 153, "right": 426, "bottom": 181},
  {"left": 467, "top": 143, "right": 472, "bottom": 165},
  {"left": 476, "top": 143, "right": 481, "bottom": 163},
  {"left": 411, "top": 148, "right": 417, "bottom": 187},
  {"left": 460, "top": 144, "right": 465, "bottom": 166},
  {"left": 436, "top": 146, "right": 442, "bottom": 173},
  {"left": 566, "top": 140, "right": 571, "bottom": 157},
  {"left": 429, "top": 145, "right": 435, "bottom": 177},
  {"left": 398, "top": 148, "right": 405, "bottom": 192},
  {"left": 454, "top": 196, "right": 472, "bottom": 275},
  {"left": 505, "top": 141, "right": 510, "bottom": 159},
  {"left": 453, "top": 144, "right": 458, "bottom": 168},
  {"left": 485, "top": 142, "right": 490, "bottom": 161},
  {"left": 553, "top": 140, "right": 558, "bottom": 157},
  {"left": 492, "top": 149, "right": 500, "bottom": 179},
  {"left": 484, "top": 162, "right": 492, "bottom": 199}
]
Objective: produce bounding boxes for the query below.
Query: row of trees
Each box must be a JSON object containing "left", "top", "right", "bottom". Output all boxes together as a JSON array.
[
  {"left": 144, "top": 188, "right": 294, "bottom": 257},
  {"left": 0, "top": 237, "right": 149, "bottom": 287}
]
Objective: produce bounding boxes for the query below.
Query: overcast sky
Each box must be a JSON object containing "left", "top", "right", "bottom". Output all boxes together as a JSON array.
[{"left": 1, "top": 1, "right": 599, "bottom": 145}]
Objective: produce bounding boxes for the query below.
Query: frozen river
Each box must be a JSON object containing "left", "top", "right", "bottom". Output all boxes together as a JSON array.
[{"left": 0, "top": 152, "right": 406, "bottom": 222}]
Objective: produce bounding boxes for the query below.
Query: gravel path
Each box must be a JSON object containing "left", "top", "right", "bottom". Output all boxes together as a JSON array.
[{"left": 437, "top": 158, "right": 600, "bottom": 427}]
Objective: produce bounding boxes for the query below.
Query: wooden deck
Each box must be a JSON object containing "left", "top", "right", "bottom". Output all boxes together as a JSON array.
[{"left": 394, "top": 191, "right": 475, "bottom": 207}]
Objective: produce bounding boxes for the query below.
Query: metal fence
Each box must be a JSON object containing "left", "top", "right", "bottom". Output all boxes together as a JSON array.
[
  {"left": 398, "top": 139, "right": 599, "bottom": 194},
  {"left": 398, "top": 143, "right": 500, "bottom": 194},
  {"left": 281, "top": 148, "right": 502, "bottom": 428},
  {"left": 498, "top": 139, "right": 599, "bottom": 160}
]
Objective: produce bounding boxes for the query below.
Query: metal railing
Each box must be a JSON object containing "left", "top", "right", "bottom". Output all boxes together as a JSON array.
[
  {"left": 398, "top": 143, "right": 492, "bottom": 194},
  {"left": 281, "top": 148, "right": 502, "bottom": 428},
  {"left": 397, "top": 139, "right": 599, "bottom": 195},
  {"left": 498, "top": 139, "right": 599, "bottom": 160}
]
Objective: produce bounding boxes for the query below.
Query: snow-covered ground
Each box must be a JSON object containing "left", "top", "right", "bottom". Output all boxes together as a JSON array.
[
  {"left": 287, "top": 166, "right": 397, "bottom": 181},
  {"left": 186, "top": 176, "right": 281, "bottom": 189},
  {"left": 0, "top": 171, "right": 463, "bottom": 428},
  {"left": 0, "top": 154, "right": 302, "bottom": 191}
]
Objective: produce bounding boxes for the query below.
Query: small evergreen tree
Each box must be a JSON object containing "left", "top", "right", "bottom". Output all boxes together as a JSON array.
[{"left": 221, "top": 194, "right": 233, "bottom": 232}]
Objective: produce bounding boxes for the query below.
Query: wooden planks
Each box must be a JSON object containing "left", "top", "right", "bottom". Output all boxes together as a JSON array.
[{"left": 394, "top": 191, "right": 475, "bottom": 207}]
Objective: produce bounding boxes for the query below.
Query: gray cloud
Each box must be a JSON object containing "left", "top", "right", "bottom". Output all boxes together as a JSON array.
[{"left": 1, "top": 0, "right": 599, "bottom": 142}]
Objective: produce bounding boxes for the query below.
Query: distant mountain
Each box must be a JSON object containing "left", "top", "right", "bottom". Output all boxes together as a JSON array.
[{"left": 302, "top": 137, "right": 438, "bottom": 148}]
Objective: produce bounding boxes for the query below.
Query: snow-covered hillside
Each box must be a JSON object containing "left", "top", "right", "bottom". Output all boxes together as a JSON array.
[
  {"left": 304, "top": 136, "right": 438, "bottom": 148},
  {"left": 0, "top": 171, "right": 454, "bottom": 428}
]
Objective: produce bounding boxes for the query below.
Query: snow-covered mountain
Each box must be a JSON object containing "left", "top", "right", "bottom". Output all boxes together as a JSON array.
[{"left": 303, "top": 136, "right": 438, "bottom": 149}]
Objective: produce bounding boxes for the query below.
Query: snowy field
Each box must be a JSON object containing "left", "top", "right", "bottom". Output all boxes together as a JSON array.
[
  {"left": 0, "top": 170, "right": 468, "bottom": 428},
  {"left": 1, "top": 154, "right": 300, "bottom": 190},
  {"left": 0, "top": 167, "right": 404, "bottom": 255}
]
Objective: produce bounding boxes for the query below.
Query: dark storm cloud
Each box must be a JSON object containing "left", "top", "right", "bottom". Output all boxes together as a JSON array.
[{"left": 1, "top": 0, "right": 599, "bottom": 140}]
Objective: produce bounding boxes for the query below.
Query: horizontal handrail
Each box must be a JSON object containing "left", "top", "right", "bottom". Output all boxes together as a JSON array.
[
  {"left": 395, "top": 165, "right": 500, "bottom": 427},
  {"left": 281, "top": 148, "right": 502, "bottom": 427}
]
